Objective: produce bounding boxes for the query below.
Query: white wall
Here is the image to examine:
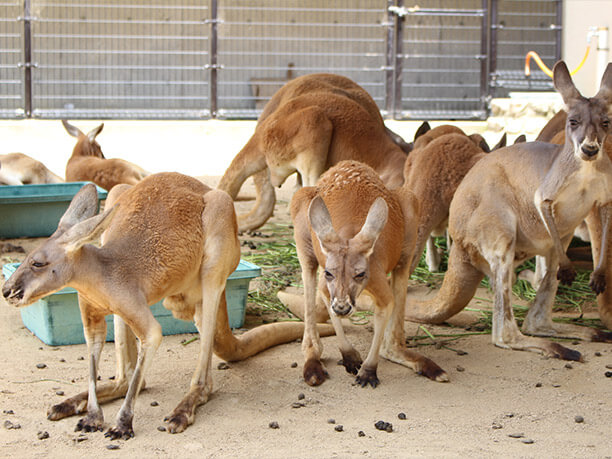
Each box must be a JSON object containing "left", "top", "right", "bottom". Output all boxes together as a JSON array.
[{"left": 563, "top": 0, "right": 612, "bottom": 95}]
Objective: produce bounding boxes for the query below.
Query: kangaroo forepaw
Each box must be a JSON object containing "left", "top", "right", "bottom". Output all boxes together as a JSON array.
[
  {"left": 355, "top": 367, "right": 379, "bottom": 388},
  {"left": 303, "top": 358, "right": 328, "bottom": 386},
  {"left": 75, "top": 413, "right": 104, "bottom": 433},
  {"left": 589, "top": 270, "right": 606, "bottom": 295},
  {"left": 164, "top": 412, "right": 190, "bottom": 434},
  {"left": 48, "top": 400, "right": 81, "bottom": 421},
  {"left": 591, "top": 328, "right": 612, "bottom": 343},
  {"left": 557, "top": 265, "right": 576, "bottom": 286},
  {"left": 339, "top": 349, "right": 362, "bottom": 375}
]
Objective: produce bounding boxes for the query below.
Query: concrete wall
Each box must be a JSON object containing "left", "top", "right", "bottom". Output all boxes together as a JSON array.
[{"left": 563, "top": 0, "right": 612, "bottom": 95}]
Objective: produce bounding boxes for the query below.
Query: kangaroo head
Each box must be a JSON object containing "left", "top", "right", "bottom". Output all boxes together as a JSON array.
[
  {"left": 308, "top": 195, "right": 388, "bottom": 317},
  {"left": 62, "top": 120, "right": 106, "bottom": 159},
  {"left": 554, "top": 61, "right": 612, "bottom": 162},
  {"left": 2, "top": 184, "right": 117, "bottom": 307}
]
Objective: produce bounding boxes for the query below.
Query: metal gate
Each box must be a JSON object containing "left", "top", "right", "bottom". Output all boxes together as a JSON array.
[{"left": 0, "top": 0, "right": 561, "bottom": 121}]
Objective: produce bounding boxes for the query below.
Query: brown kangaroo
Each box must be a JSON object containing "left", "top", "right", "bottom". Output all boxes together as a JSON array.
[
  {"left": 2, "top": 173, "right": 332, "bottom": 438},
  {"left": 217, "top": 73, "right": 411, "bottom": 232},
  {"left": 0, "top": 153, "right": 64, "bottom": 185},
  {"left": 404, "top": 61, "right": 612, "bottom": 360},
  {"left": 62, "top": 120, "right": 149, "bottom": 191},
  {"left": 291, "top": 160, "right": 448, "bottom": 388}
]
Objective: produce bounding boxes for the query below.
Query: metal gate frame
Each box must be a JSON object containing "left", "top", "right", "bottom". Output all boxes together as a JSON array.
[{"left": 3, "top": 0, "right": 562, "bottom": 121}]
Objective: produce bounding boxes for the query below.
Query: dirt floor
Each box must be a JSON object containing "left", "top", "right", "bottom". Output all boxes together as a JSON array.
[{"left": 1, "top": 149, "right": 612, "bottom": 457}]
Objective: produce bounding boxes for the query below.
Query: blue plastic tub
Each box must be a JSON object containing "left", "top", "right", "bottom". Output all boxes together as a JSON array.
[
  {"left": 0, "top": 182, "right": 108, "bottom": 238},
  {"left": 2, "top": 260, "right": 261, "bottom": 345}
]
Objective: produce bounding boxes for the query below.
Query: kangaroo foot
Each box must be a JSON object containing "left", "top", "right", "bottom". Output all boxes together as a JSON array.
[
  {"left": 381, "top": 346, "right": 449, "bottom": 382},
  {"left": 523, "top": 320, "right": 612, "bottom": 343},
  {"left": 303, "top": 358, "right": 328, "bottom": 386},
  {"left": 48, "top": 396, "right": 87, "bottom": 421}
]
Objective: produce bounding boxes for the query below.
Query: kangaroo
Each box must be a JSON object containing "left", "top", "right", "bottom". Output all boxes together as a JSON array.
[
  {"left": 2, "top": 173, "right": 332, "bottom": 438},
  {"left": 291, "top": 160, "right": 447, "bottom": 388},
  {"left": 217, "top": 73, "right": 411, "bottom": 232},
  {"left": 62, "top": 120, "right": 149, "bottom": 191},
  {"left": 404, "top": 61, "right": 612, "bottom": 359},
  {"left": 0, "top": 153, "right": 63, "bottom": 184}
]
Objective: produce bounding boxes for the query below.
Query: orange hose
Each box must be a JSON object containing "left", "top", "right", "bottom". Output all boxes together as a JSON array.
[{"left": 524, "top": 46, "right": 590, "bottom": 78}]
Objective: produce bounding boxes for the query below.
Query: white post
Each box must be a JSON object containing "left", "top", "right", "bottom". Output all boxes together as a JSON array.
[{"left": 596, "top": 26, "right": 609, "bottom": 84}]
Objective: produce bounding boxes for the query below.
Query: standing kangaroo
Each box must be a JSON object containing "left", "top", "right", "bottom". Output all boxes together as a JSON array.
[
  {"left": 405, "top": 61, "right": 612, "bottom": 360},
  {"left": 291, "top": 161, "right": 447, "bottom": 387},
  {"left": 2, "top": 173, "right": 332, "bottom": 438},
  {"left": 217, "top": 73, "right": 410, "bottom": 231}
]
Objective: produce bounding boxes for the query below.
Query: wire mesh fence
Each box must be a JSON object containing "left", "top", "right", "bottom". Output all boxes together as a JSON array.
[{"left": 0, "top": 0, "right": 562, "bottom": 121}]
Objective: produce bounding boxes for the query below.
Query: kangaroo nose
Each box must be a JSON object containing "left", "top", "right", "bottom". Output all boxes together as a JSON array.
[
  {"left": 331, "top": 298, "right": 353, "bottom": 317},
  {"left": 581, "top": 144, "right": 599, "bottom": 157}
]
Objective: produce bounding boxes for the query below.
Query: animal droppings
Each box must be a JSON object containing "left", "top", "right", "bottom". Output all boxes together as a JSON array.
[
  {"left": 574, "top": 415, "right": 584, "bottom": 423},
  {"left": 291, "top": 362, "right": 298, "bottom": 368},
  {"left": 605, "top": 364, "right": 612, "bottom": 369},
  {"left": 37, "top": 431, "right": 49, "bottom": 440},
  {"left": 535, "top": 382, "right": 542, "bottom": 387},
  {"left": 4, "top": 420, "right": 21, "bottom": 430},
  {"left": 150, "top": 401, "right": 159, "bottom": 406},
  {"left": 456, "top": 366, "right": 465, "bottom": 372},
  {"left": 217, "top": 362, "right": 230, "bottom": 370},
  {"left": 291, "top": 402, "right": 305, "bottom": 409},
  {"left": 605, "top": 371, "right": 612, "bottom": 378},
  {"left": 3, "top": 410, "right": 14, "bottom": 415},
  {"left": 374, "top": 421, "right": 393, "bottom": 432},
  {"left": 456, "top": 350, "right": 468, "bottom": 356},
  {"left": 73, "top": 435, "right": 88, "bottom": 443},
  {"left": 522, "top": 439, "right": 534, "bottom": 444},
  {"left": 334, "top": 425, "right": 344, "bottom": 432},
  {"left": 157, "top": 426, "right": 166, "bottom": 432},
  {"left": 492, "top": 423, "right": 502, "bottom": 430},
  {"left": 77, "top": 356, "right": 84, "bottom": 360},
  {"left": 106, "top": 444, "right": 120, "bottom": 450},
  {"left": 36, "top": 363, "right": 46, "bottom": 369},
  {"left": 358, "top": 431, "right": 366, "bottom": 437},
  {"left": 269, "top": 421, "right": 280, "bottom": 429},
  {"left": 565, "top": 363, "right": 573, "bottom": 369},
  {"left": 397, "top": 413, "right": 407, "bottom": 420},
  {"left": 595, "top": 352, "right": 602, "bottom": 357},
  {"left": 56, "top": 391, "right": 64, "bottom": 396},
  {"left": 327, "top": 418, "right": 336, "bottom": 424},
  {"left": 508, "top": 433, "right": 524, "bottom": 438},
  {"left": 297, "top": 393, "right": 305, "bottom": 400}
]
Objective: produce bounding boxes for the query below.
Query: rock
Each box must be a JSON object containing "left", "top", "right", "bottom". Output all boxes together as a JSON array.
[
  {"left": 508, "top": 433, "right": 524, "bottom": 438},
  {"left": 334, "top": 425, "right": 344, "bottom": 432},
  {"left": 522, "top": 439, "right": 534, "bottom": 444},
  {"left": 574, "top": 415, "right": 584, "bottom": 423},
  {"left": 358, "top": 431, "right": 366, "bottom": 437},
  {"left": 456, "top": 366, "right": 465, "bottom": 372},
  {"left": 36, "top": 363, "right": 47, "bottom": 369},
  {"left": 291, "top": 362, "right": 298, "bottom": 368},
  {"left": 565, "top": 363, "right": 573, "bottom": 369},
  {"left": 327, "top": 418, "right": 336, "bottom": 424},
  {"left": 56, "top": 391, "right": 64, "bottom": 396},
  {"left": 217, "top": 362, "right": 230, "bottom": 370},
  {"left": 37, "top": 431, "right": 49, "bottom": 440},
  {"left": 106, "top": 444, "right": 120, "bottom": 450},
  {"left": 269, "top": 421, "right": 280, "bottom": 429},
  {"left": 374, "top": 421, "right": 393, "bottom": 432},
  {"left": 297, "top": 393, "right": 305, "bottom": 400},
  {"left": 397, "top": 413, "right": 407, "bottom": 420},
  {"left": 157, "top": 426, "right": 166, "bottom": 432}
]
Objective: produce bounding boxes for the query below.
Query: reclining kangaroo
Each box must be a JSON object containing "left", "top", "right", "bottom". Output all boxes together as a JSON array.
[
  {"left": 405, "top": 61, "right": 612, "bottom": 359},
  {"left": 62, "top": 120, "right": 149, "bottom": 191},
  {"left": 291, "top": 160, "right": 447, "bottom": 387},
  {"left": 2, "top": 173, "right": 332, "bottom": 438},
  {"left": 0, "top": 153, "right": 64, "bottom": 185},
  {"left": 217, "top": 73, "right": 412, "bottom": 231}
]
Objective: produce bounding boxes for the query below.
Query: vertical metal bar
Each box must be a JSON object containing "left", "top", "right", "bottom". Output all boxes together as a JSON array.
[
  {"left": 480, "top": 0, "right": 489, "bottom": 116},
  {"left": 393, "top": 0, "right": 404, "bottom": 120},
  {"left": 209, "top": 0, "right": 218, "bottom": 118},
  {"left": 22, "top": 0, "right": 33, "bottom": 118},
  {"left": 489, "top": 0, "right": 497, "bottom": 96},
  {"left": 384, "top": 0, "right": 395, "bottom": 116},
  {"left": 554, "top": 0, "right": 562, "bottom": 62}
]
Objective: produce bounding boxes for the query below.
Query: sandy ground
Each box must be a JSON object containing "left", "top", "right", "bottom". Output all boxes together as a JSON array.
[{"left": 1, "top": 120, "right": 612, "bottom": 457}]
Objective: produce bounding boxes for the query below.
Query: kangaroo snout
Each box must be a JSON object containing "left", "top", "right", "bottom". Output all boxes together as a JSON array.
[
  {"left": 580, "top": 143, "right": 600, "bottom": 159},
  {"left": 2, "top": 282, "right": 23, "bottom": 305},
  {"left": 331, "top": 297, "right": 353, "bottom": 317}
]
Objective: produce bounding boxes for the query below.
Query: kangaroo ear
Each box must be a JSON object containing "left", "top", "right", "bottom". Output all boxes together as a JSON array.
[
  {"left": 414, "top": 121, "right": 431, "bottom": 141},
  {"left": 595, "top": 62, "right": 612, "bottom": 105},
  {"left": 553, "top": 61, "right": 582, "bottom": 106},
  {"left": 61, "top": 119, "right": 82, "bottom": 138},
  {"left": 58, "top": 204, "right": 119, "bottom": 255},
  {"left": 492, "top": 132, "right": 507, "bottom": 151},
  {"left": 354, "top": 197, "right": 388, "bottom": 257},
  {"left": 308, "top": 196, "right": 339, "bottom": 253},
  {"left": 514, "top": 134, "right": 527, "bottom": 144},
  {"left": 87, "top": 123, "right": 104, "bottom": 143},
  {"left": 56, "top": 183, "right": 100, "bottom": 234}
]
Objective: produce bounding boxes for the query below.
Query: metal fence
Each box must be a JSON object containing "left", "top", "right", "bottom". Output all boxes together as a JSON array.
[{"left": 0, "top": 0, "right": 561, "bottom": 121}]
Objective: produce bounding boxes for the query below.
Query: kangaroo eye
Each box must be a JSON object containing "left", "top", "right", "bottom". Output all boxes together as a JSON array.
[
  {"left": 602, "top": 120, "right": 610, "bottom": 129},
  {"left": 31, "top": 261, "right": 47, "bottom": 268},
  {"left": 324, "top": 270, "right": 334, "bottom": 280},
  {"left": 354, "top": 272, "right": 366, "bottom": 280},
  {"left": 569, "top": 118, "right": 579, "bottom": 127}
]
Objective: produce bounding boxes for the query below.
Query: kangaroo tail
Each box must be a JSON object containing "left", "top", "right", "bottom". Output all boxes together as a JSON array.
[{"left": 406, "top": 245, "right": 484, "bottom": 324}]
